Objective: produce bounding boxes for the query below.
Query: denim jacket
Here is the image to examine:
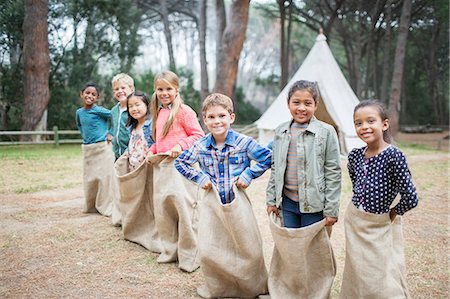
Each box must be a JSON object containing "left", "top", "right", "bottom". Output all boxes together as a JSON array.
[
  {"left": 127, "top": 118, "right": 154, "bottom": 147},
  {"left": 266, "top": 116, "right": 341, "bottom": 217}
]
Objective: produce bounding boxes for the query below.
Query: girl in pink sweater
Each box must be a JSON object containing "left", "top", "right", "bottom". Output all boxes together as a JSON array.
[
  {"left": 149, "top": 71, "right": 204, "bottom": 156},
  {"left": 147, "top": 70, "right": 204, "bottom": 272}
]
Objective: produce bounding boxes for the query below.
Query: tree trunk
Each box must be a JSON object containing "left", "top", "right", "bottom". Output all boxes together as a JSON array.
[
  {"left": 159, "top": 0, "right": 176, "bottom": 70},
  {"left": 21, "top": 0, "right": 50, "bottom": 141},
  {"left": 278, "top": 0, "right": 288, "bottom": 89},
  {"left": 427, "top": 25, "right": 440, "bottom": 124},
  {"left": 215, "top": 0, "right": 226, "bottom": 72},
  {"left": 388, "top": 0, "right": 412, "bottom": 136},
  {"left": 213, "top": 0, "right": 250, "bottom": 99},
  {"left": 199, "top": 0, "right": 209, "bottom": 102},
  {"left": 380, "top": 0, "right": 392, "bottom": 104}
]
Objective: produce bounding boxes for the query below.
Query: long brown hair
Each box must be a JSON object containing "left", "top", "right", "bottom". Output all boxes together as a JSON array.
[{"left": 150, "top": 71, "right": 183, "bottom": 139}]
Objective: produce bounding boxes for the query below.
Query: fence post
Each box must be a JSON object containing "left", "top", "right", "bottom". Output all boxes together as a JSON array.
[{"left": 53, "top": 126, "right": 59, "bottom": 147}]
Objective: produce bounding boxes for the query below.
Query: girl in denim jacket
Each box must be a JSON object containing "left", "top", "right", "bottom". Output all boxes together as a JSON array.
[
  {"left": 126, "top": 91, "right": 154, "bottom": 171},
  {"left": 266, "top": 80, "right": 341, "bottom": 228}
]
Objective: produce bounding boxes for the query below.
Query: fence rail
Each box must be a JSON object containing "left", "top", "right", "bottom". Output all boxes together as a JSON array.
[{"left": 0, "top": 126, "right": 81, "bottom": 146}]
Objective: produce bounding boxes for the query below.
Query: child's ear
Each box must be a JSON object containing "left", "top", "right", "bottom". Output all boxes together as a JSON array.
[
  {"left": 382, "top": 118, "right": 390, "bottom": 131},
  {"left": 230, "top": 113, "right": 236, "bottom": 124}
]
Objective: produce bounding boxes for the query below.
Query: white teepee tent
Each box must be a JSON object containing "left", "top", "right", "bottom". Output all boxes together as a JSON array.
[{"left": 256, "top": 33, "right": 365, "bottom": 154}]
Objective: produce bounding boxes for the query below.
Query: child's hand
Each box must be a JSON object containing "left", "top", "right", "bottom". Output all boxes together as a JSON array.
[
  {"left": 235, "top": 178, "right": 248, "bottom": 189},
  {"left": 202, "top": 180, "right": 212, "bottom": 190},
  {"left": 106, "top": 134, "right": 113, "bottom": 144},
  {"left": 267, "top": 205, "right": 279, "bottom": 216},
  {"left": 325, "top": 216, "right": 338, "bottom": 226},
  {"left": 145, "top": 152, "right": 154, "bottom": 164},
  {"left": 389, "top": 209, "right": 397, "bottom": 222},
  {"left": 169, "top": 144, "right": 182, "bottom": 158}
]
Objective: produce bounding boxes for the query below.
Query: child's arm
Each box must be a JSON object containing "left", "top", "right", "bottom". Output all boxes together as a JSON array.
[
  {"left": 177, "top": 106, "right": 205, "bottom": 151},
  {"left": 238, "top": 138, "right": 272, "bottom": 187},
  {"left": 174, "top": 143, "right": 211, "bottom": 189},
  {"left": 89, "top": 106, "right": 111, "bottom": 120},
  {"left": 323, "top": 129, "right": 342, "bottom": 221},
  {"left": 392, "top": 150, "right": 419, "bottom": 215},
  {"left": 75, "top": 111, "right": 81, "bottom": 132},
  {"left": 266, "top": 153, "right": 279, "bottom": 215}
]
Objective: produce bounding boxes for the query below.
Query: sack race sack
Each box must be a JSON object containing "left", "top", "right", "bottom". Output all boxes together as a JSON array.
[
  {"left": 114, "top": 155, "right": 160, "bottom": 253},
  {"left": 196, "top": 186, "right": 268, "bottom": 299},
  {"left": 268, "top": 215, "right": 336, "bottom": 299},
  {"left": 111, "top": 174, "right": 122, "bottom": 226},
  {"left": 148, "top": 154, "right": 200, "bottom": 273},
  {"left": 82, "top": 141, "right": 117, "bottom": 216},
  {"left": 340, "top": 202, "right": 410, "bottom": 299}
]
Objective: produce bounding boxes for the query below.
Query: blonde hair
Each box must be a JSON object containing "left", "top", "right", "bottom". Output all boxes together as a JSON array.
[
  {"left": 111, "top": 73, "right": 134, "bottom": 88},
  {"left": 202, "top": 93, "right": 234, "bottom": 116},
  {"left": 151, "top": 70, "right": 183, "bottom": 138}
]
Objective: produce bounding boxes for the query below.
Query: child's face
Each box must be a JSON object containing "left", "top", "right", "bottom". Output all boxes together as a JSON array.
[
  {"left": 113, "top": 82, "right": 134, "bottom": 103},
  {"left": 155, "top": 79, "right": 178, "bottom": 108},
  {"left": 80, "top": 86, "right": 99, "bottom": 108},
  {"left": 203, "top": 105, "right": 235, "bottom": 139},
  {"left": 288, "top": 90, "right": 317, "bottom": 124},
  {"left": 128, "top": 96, "right": 148, "bottom": 122},
  {"left": 353, "top": 106, "right": 389, "bottom": 146}
]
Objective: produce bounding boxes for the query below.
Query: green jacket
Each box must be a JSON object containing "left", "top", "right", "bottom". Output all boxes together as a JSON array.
[
  {"left": 109, "top": 103, "right": 130, "bottom": 158},
  {"left": 266, "top": 116, "right": 342, "bottom": 218}
]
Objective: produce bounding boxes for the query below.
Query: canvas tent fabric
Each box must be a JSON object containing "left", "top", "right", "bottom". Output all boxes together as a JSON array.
[{"left": 256, "top": 33, "right": 365, "bottom": 154}]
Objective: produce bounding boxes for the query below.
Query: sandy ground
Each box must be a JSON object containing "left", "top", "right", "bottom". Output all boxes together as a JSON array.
[{"left": 0, "top": 142, "right": 449, "bottom": 298}]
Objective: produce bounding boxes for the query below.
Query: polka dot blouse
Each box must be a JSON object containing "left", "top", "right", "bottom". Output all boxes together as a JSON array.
[{"left": 347, "top": 145, "right": 418, "bottom": 215}]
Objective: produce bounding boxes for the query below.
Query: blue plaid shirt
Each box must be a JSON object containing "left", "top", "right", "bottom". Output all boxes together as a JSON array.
[{"left": 175, "top": 129, "right": 272, "bottom": 204}]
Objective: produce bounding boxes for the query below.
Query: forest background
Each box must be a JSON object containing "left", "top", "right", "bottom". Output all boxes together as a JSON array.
[{"left": 0, "top": 0, "right": 448, "bottom": 139}]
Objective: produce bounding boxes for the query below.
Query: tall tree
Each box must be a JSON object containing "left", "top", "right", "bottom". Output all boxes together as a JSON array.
[
  {"left": 159, "top": 0, "right": 176, "bottom": 70},
  {"left": 388, "top": 0, "right": 412, "bottom": 136},
  {"left": 198, "top": 0, "right": 209, "bottom": 101},
  {"left": 214, "top": 0, "right": 250, "bottom": 99},
  {"left": 21, "top": 0, "right": 50, "bottom": 139}
]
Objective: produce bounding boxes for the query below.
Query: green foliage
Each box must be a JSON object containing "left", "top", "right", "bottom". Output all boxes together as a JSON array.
[
  {"left": 177, "top": 68, "right": 202, "bottom": 115},
  {"left": 234, "top": 87, "right": 262, "bottom": 125},
  {"left": 134, "top": 69, "right": 155, "bottom": 95}
]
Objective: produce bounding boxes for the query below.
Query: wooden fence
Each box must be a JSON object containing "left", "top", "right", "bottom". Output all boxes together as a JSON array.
[{"left": 0, "top": 126, "right": 81, "bottom": 146}]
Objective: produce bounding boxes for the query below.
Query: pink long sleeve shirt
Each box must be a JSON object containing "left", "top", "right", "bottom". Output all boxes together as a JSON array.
[{"left": 149, "top": 104, "right": 205, "bottom": 154}]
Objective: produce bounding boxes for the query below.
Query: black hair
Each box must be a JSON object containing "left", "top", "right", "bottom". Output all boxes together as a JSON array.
[
  {"left": 80, "top": 82, "right": 101, "bottom": 96},
  {"left": 354, "top": 99, "right": 392, "bottom": 143},
  {"left": 287, "top": 80, "right": 321, "bottom": 104},
  {"left": 126, "top": 91, "right": 151, "bottom": 128}
]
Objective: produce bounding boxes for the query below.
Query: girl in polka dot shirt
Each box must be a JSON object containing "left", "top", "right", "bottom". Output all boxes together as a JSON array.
[
  {"left": 340, "top": 100, "right": 418, "bottom": 298},
  {"left": 348, "top": 100, "right": 418, "bottom": 218}
]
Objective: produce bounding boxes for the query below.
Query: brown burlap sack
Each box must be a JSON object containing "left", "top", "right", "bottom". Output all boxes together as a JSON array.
[
  {"left": 196, "top": 185, "right": 268, "bottom": 299},
  {"left": 82, "top": 141, "right": 117, "bottom": 216},
  {"left": 148, "top": 154, "right": 200, "bottom": 273},
  {"left": 340, "top": 202, "right": 411, "bottom": 299},
  {"left": 111, "top": 174, "right": 122, "bottom": 227},
  {"left": 268, "top": 215, "right": 336, "bottom": 299},
  {"left": 114, "top": 155, "right": 160, "bottom": 253}
]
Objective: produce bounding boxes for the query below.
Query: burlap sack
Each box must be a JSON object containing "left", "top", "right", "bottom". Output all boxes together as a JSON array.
[
  {"left": 111, "top": 175, "right": 122, "bottom": 226},
  {"left": 114, "top": 155, "right": 160, "bottom": 253},
  {"left": 148, "top": 154, "right": 200, "bottom": 272},
  {"left": 268, "top": 215, "right": 336, "bottom": 299},
  {"left": 340, "top": 202, "right": 411, "bottom": 299},
  {"left": 82, "top": 141, "right": 116, "bottom": 216},
  {"left": 196, "top": 185, "right": 268, "bottom": 299}
]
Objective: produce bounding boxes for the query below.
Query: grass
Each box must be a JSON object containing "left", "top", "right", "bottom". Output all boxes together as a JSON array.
[{"left": 0, "top": 144, "right": 82, "bottom": 195}]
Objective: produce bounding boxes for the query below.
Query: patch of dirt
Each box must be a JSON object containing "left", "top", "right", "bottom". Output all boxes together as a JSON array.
[{"left": 0, "top": 150, "right": 448, "bottom": 298}]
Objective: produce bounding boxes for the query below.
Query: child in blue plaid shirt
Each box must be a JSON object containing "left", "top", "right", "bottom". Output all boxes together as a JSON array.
[{"left": 175, "top": 93, "right": 272, "bottom": 204}]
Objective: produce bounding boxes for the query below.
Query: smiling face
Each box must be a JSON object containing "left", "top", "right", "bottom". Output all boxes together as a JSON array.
[
  {"left": 113, "top": 81, "right": 134, "bottom": 104},
  {"left": 127, "top": 96, "right": 148, "bottom": 123},
  {"left": 354, "top": 106, "right": 389, "bottom": 147},
  {"left": 155, "top": 79, "right": 178, "bottom": 108},
  {"left": 80, "top": 86, "right": 99, "bottom": 109},
  {"left": 288, "top": 90, "right": 317, "bottom": 124},
  {"left": 203, "top": 105, "right": 235, "bottom": 143}
]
